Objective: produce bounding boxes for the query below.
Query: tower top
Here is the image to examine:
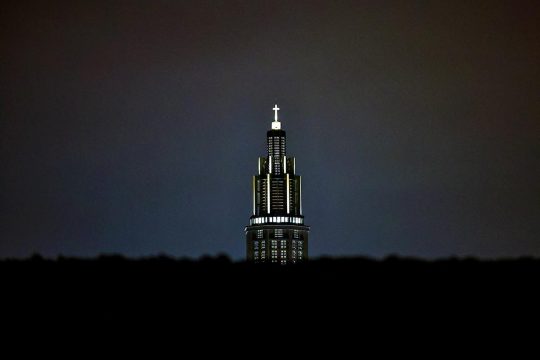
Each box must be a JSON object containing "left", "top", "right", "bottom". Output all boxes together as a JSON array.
[{"left": 272, "top": 104, "right": 281, "bottom": 130}]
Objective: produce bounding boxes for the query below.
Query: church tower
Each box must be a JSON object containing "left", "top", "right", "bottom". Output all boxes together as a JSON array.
[{"left": 245, "top": 105, "right": 310, "bottom": 263}]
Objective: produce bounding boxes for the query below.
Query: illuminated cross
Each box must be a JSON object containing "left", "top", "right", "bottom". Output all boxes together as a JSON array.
[{"left": 273, "top": 104, "right": 280, "bottom": 122}]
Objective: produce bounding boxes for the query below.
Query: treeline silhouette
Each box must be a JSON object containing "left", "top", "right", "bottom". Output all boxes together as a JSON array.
[
  {"left": 3, "top": 254, "right": 539, "bottom": 290},
  {"left": 3, "top": 255, "right": 539, "bottom": 316}
]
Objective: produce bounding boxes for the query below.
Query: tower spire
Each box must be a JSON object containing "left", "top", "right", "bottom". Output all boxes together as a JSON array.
[
  {"left": 272, "top": 104, "right": 281, "bottom": 130},
  {"left": 245, "top": 105, "right": 309, "bottom": 264}
]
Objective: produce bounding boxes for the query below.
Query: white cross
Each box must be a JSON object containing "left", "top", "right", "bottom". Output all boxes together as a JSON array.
[{"left": 273, "top": 104, "right": 280, "bottom": 122}]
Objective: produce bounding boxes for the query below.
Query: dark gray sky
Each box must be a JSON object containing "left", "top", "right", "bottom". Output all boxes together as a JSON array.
[{"left": 1, "top": 0, "right": 539, "bottom": 259}]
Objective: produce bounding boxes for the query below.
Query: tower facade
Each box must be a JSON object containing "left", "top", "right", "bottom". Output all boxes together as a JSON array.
[{"left": 245, "top": 105, "right": 309, "bottom": 263}]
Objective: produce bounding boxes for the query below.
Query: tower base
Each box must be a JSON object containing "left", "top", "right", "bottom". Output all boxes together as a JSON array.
[{"left": 245, "top": 224, "right": 309, "bottom": 264}]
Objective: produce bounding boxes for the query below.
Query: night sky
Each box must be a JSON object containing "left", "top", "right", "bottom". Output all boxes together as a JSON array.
[{"left": 1, "top": 0, "right": 539, "bottom": 259}]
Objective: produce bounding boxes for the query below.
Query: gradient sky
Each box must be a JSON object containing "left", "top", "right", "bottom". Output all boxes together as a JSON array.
[{"left": 1, "top": 0, "right": 539, "bottom": 259}]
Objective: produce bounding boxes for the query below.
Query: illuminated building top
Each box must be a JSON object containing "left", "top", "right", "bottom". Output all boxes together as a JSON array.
[{"left": 245, "top": 104, "right": 309, "bottom": 263}]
